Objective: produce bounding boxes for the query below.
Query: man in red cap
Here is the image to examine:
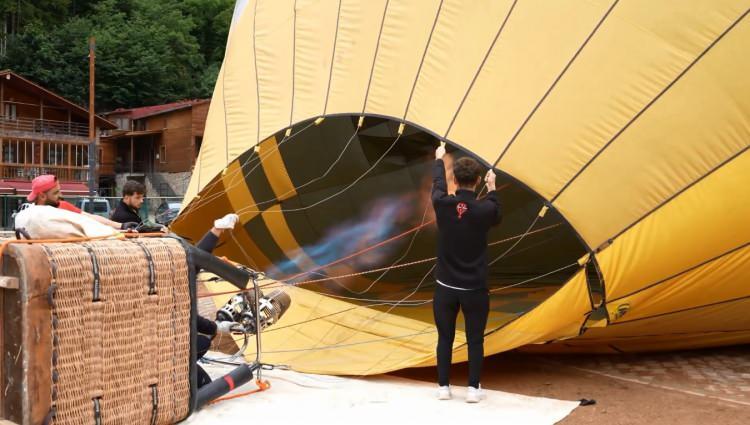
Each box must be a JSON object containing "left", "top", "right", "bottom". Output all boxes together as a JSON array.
[{"left": 28, "top": 174, "right": 134, "bottom": 230}]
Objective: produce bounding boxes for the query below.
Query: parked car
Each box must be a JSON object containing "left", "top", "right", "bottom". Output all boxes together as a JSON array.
[
  {"left": 155, "top": 202, "right": 182, "bottom": 225},
  {"left": 75, "top": 198, "right": 112, "bottom": 218}
]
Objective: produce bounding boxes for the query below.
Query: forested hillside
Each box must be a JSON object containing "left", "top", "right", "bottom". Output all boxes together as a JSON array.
[{"left": 0, "top": 0, "right": 234, "bottom": 110}]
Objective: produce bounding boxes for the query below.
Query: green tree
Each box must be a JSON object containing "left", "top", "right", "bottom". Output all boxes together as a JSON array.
[
  {"left": 91, "top": 0, "right": 205, "bottom": 109},
  {"left": 179, "top": 0, "right": 234, "bottom": 63},
  {"left": 0, "top": 0, "right": 73, "bottom": 29},
  {"left": 3, "top": 18, "right": 90, "bottom": 105},
  {"left": 0, "top": 0, "right": 233, "bottom": 110},
  {"left": 178, "top": 0, "right": 234, "bottom": 99}
]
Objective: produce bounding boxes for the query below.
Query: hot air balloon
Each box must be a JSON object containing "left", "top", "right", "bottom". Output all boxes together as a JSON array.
[{"left": 171, "top": 0, "right": 750, "bottom": 375}]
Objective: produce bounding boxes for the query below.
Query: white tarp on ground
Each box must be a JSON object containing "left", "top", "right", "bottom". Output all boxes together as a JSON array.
[{"left": 186, "top": 362, "right": 579, "bottom": 425}]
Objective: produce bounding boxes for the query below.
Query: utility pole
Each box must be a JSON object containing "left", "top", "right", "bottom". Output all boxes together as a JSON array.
[{"left": 88, "top": 36, "right": 97, "bottom": 196}]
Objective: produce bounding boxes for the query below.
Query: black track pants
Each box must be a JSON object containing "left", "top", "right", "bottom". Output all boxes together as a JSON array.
[
  {"left": 197, "top": 335, "right": 213, "bottom": 388},
  {"left": 196, "top": 231, "right": 219, "bottom": 388},
  {"left": 432, "top": 283, "right": 489, "bottom": 388}
]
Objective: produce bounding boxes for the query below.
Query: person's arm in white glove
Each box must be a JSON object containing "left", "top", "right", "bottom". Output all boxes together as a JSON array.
[
  {"left": 210, "top": 213, "right": 239, "bottom": 237},
  {"left": 215, "top": 320, "right": 241, "bottom": 335},
  {"left": 194, "top": 213, "right": 241, "bottom": 255}
]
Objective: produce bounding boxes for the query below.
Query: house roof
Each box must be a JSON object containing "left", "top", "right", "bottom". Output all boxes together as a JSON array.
[
  {"left": 0, "top": 70, "right": 117, "bottom": 129},
  {"left": 104, "top": 99, "right": 209, "bottom": 121},
  {"left": 101, "top": 128, "right": 163, "bottom": 142}
]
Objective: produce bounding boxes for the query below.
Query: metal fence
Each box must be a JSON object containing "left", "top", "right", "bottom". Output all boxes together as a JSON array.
[{"left": 0, "top": 195, "right": 184, "bottom": 230}]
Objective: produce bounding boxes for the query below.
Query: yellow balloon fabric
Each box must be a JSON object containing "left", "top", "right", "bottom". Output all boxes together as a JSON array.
[{"left": 174, "top": 1, "right": 750, "bottom": 374}]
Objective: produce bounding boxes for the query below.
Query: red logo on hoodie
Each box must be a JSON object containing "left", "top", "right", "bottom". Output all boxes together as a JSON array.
[{"left": 456, "top": 202, "right": 468, "bottom": 219}]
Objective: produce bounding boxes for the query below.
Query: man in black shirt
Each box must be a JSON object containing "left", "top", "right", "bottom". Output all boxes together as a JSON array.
[
  {"left": 432, "top": 144, "right": 501, "bottom": 403},
  {"left": 191, "top": 212, "right": 242, "bottom": 387},
  {"left": 110, "top": 179, "right": 242, "bottom": 387},
  {"left": 111, "top": 180, "right": 147, "bottom": 225}
]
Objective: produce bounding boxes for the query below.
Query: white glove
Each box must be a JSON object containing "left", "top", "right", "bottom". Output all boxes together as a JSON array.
[
  {"left": 485, "top": 169, "right": 496, "bottom": 191},
  {"left": 215, "top": 320, "right": 239, "bottom": 335},
  {"left": 435, "top": 144, "right": 446, "bottom": 160},
  {"left": 214, "top": 213, "right": 239, "bottom": 230}
]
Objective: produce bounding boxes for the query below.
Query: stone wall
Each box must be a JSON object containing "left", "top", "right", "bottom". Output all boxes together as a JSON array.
[{"left": 114, "top": 172, "right": 191, "bottom": 197}]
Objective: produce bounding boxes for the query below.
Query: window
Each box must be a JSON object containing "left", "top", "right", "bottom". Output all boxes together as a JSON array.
[
  {"left": 4, "top": 103, "right": 17, "bottom": 120},
  {"left": 98, "top": 148, "right": 103, "bottom": 166},
  {"left": 25, "top": 141, "right": 32, "bottom": 165},
  {"left": 115, "top": 117, "right": 131, "bottom": 131},
  {"left": 159, "top": 144, "right": 167, "bottom": 163},
  {"left": 3, "top": 140, "right": 17, "bottom": 163},
  {"left": 73, "top": 169, "right": 89, "bottom": 181},
  {"left": 73, "top": 144, "right": 88, "bottom": 167},
  {"left": 45, "top": 143, "right": 65, "bottom": 166}
]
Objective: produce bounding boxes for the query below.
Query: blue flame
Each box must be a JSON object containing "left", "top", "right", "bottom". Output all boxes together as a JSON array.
[{"left": 269, "top": 194, "right": 414, "bottom": 281}]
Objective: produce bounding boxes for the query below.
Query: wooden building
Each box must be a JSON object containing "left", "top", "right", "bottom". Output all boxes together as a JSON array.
[
  {"left": 0, "top": 70, "right": 116, "bottom": 198},
  {"left": 100, "top": 100, "right": 209, "bottom": 196}
]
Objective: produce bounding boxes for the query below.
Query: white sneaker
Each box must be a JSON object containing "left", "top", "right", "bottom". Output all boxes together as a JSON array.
[
  {"left": 437, "top": 385, "right": 451, "bottom": 400},
  {"left": 466, "top": 385, "right": 485, "bottom": 403},
  {"left": 214, "top": 213, "right": 239, "bottom": 230}
]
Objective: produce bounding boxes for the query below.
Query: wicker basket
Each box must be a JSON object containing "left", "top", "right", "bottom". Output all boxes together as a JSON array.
[{"left": 0, "top": 237, "right": 196, "bottom": 425}]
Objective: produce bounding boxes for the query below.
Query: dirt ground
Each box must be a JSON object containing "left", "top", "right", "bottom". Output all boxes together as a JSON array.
[
  {"left": 199, "top": 286, "right": 750, "bottom": 423},
  {"left": 393, "top": 348, "right": 750, "bottom": 425}
]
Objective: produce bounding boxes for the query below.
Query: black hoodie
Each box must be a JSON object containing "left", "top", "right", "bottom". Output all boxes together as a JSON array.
[
  {"left": 431, "top": 159, "right": 501, "bottom": 290},
  {"left": 111, "top": 199, "right": 143, "bottom": 224}
]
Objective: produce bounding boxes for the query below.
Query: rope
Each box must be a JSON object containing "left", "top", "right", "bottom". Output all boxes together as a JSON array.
[
  {"left": 339, "top": 179, "right": 507, "bottom": 296},
  {"left": 201, "top": 260, "right": 580, "bottom": 358},
  {"left": 259, "top": 312, "right": 517, "bottom": 355},
  {"left": 278, "top": 220, "right": 557, "bottom": 291},
  {"left": 492, "top": 0, "right": 620, "bottom": 167},
  {"left": 261, "top": 299, "right": 432, "bottom": 334},
  {"left": 264, "top": 286, "right": 548, "bottom": 334},
  {"left": 283, "top": 214, "right": 433, "bottom": 283},
  {"left": 442, "top": 0, "right": 518, "bottom": 139},
  {"left": 0, "top": 232, "right": 167, "bottom": 268},
  {"left": 489, "top": 261, "right": 580, "bottom": 294},
  {"left": 196, "top": 222, "right": 562, "bottom": 298},
  {"left": 283, "top": 257, "right": 436, "bottom": 287},
  {"left": 197, "top": 231, "right": 575, "bottom": 360},
  {"left": 185, "top": 0, "right": 383, "bottom": 219},
  {"left": 228, "top": 231, "right": 260, "bottom": 271},
  {"left": 189, "top": 0, "right": 602, "bottom": 366},
  {"left": 322, "top": 0, "right": 342, "bottom": 115},
  {"left": 179, "top": 120, "right": 318, "bottom": 219},
  {"left": 232, "top": 127, "right": 361, "bottom": 217},
  {"left": 201, "top": 120, "right": 315, "bottom": 207},
  {"left": 549, "top": 5, "right": 749, "bottom": 204},
  {"left": 488, "top": 213, "right": 542, "bottom": 266},
  {"left": 234, "top": 130, "right": 406, "bottom": 215},
  {"left": 301, "top": 263, "right": 436, "bottom": 355}
]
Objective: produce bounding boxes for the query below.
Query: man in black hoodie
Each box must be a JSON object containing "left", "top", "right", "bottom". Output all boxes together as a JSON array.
[
  {"left": 190, "top": 213, "right": 242, "bottom": 388},
  {"left": 432, "top": 144, "right": 501, "bottom": 403},
  {"left": 111, "top": 180, "right": 147, "bottom": 225}
]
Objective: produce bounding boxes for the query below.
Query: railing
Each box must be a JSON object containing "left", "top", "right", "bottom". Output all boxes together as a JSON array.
[
  {"left": 114, "top": 160, "right": 150, "bottom": 174},
  {"left": 0, "top": 116, "right": 89, "bottom": 138},
  {"left": 0, "top": 165, "right": 89, "bottom": 182}
]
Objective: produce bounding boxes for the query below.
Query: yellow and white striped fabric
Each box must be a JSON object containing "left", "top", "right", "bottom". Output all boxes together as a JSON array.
[{"left": 174, "top": 0, "right": 750, "bottom": 374}]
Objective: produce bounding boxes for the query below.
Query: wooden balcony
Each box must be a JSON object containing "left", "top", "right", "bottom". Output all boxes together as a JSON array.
[
  {"left": 0, "top": 116, "right": 90, "bottom": 141},
  {"left": 0, "top": 164, "right": 89, "bottom": 183}
]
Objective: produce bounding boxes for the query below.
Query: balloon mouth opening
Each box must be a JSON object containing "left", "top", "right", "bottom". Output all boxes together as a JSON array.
[{"left": 177, "top": 114, "right": 590, "bottom": 328}]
